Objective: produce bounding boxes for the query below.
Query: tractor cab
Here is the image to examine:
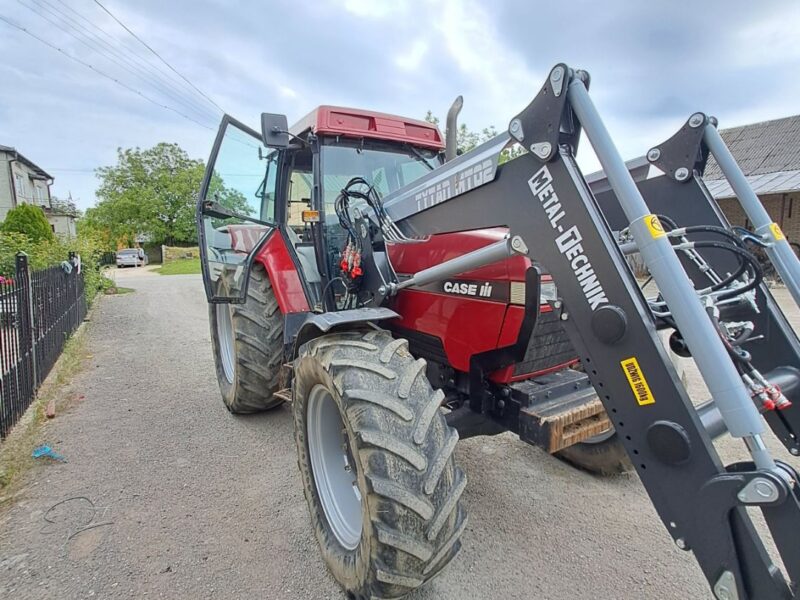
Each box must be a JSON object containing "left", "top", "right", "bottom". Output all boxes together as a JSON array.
[{"left": 197, "top": 107, "right": 444, "bottom": 309}]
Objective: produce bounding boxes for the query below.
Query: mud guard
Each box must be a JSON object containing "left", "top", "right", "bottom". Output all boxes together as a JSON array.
[{"left": 289, "top": 308, "right": 400, "bottom": 358}]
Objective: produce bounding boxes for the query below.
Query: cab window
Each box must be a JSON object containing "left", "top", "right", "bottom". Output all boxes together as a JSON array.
[{"left": 199, "top": 118, "right": 278, "bottom": 302}]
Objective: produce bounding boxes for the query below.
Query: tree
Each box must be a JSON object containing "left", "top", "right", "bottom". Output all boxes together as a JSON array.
[
  {"left": 50, "top": 195, "right": 81, "bottom": 218},
  {"left": 424, "top": 111, "right": 524, "bottom": 163},
  {"left": 87, "top": 143, "right": 204, "bottom": 246},
  {"left": 86, "top": 143, "right": 253, "bottom": 247},
  {"left": 1, "top": 204, "right": 55, "bottom": 243}
]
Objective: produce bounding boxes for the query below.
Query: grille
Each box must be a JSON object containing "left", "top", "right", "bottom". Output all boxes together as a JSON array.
[{"left": 513, "top": 310, "right": 577, "bottom": 377}]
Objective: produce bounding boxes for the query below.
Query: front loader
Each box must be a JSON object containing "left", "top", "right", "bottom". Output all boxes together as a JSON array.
[{"left": 196, "top": 64, "right": 800, "bottom": 599}]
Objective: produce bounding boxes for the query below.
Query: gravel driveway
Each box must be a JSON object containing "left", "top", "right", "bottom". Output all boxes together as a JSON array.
[{"left": 1, "top": 269, "right": 797, "bottom": 599}]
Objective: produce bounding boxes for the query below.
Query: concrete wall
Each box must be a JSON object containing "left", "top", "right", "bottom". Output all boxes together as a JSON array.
[
  {"left": 162, "top": 245, "right": 199, "bottom": 262},
  {"left": 10, "top": 163, "right": 50, "bottom": 209},
  {"left": 48, "top": 214, "right": 76, "bottom": 238},
  {"left": 0, "top": 152, "right": 15, "bottom": 221}
]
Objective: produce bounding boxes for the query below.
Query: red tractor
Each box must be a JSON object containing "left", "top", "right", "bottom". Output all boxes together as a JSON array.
[{"left": 198, "top": 65, "right": 800, "bottom": 599}]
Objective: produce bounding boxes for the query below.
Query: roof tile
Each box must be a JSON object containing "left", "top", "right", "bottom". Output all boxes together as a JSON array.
[{"left": 704, "top": 114, "right": 800, "bottom": 180}]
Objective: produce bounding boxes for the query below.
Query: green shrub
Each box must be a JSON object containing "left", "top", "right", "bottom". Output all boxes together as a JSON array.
[
  {"left": 1, "top": 204, "right": 55, "bottom": 243},
  {"left": 0, "top": 229, "right": 112, "bottom": 305}
]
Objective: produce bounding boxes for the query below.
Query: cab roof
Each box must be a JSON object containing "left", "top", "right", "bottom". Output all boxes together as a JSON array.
[{"left": 290, "top": 105, "right": 444, "bottom": 151}]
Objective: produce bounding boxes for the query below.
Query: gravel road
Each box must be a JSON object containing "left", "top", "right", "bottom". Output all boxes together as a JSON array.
[{"left": 1, "top": 268, "right": 797, "bottom": 599}]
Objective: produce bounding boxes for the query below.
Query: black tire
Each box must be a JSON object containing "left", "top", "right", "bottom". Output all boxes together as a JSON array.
[
  {"left": 208, "top": 265, "right": 284, "bottom": 413},
  {"left": 293, "top": 330, "right": 468, "bottom": 599},
  {"left": 555, "top": 431, "right": 633, "bottom": 476}
]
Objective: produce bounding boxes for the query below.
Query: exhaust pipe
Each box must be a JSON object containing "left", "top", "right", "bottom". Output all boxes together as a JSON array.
[{"left": 445, "top": 95, "right": 463, "bottom": 162}]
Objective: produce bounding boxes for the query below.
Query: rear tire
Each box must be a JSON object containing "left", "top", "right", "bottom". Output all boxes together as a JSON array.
[
  {"left": 293, "top": 330, "right": 468, "bottom": 599},
  {"left": 555, "top": 431, "right": 633, "bottom": 475},
  {"left": 208, "top": 265, "right": 284, "bottom": 413}
]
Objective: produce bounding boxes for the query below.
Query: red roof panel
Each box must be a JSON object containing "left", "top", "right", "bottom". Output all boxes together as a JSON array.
[{"left": 290, "top": 105, "right": 444, "bottom": 150}]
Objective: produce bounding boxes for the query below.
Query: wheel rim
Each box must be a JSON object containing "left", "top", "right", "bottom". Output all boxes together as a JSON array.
[
  {"left": 307, "top": 384, "right": 363, "bottom": 550},
  {"left": 581, "top": 426, "right": 616, "bottom": 444},
  {"left": 216, "top": 303, "right": 235, "bottom": 384}
]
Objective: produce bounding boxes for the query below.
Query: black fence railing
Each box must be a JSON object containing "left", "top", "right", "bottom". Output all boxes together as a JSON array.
[
  {"left": 99, "top": 251, "right": 116, "bottom": 266},
  {"left": 0, "top": 253, "right": 87, "bottom": 439}
]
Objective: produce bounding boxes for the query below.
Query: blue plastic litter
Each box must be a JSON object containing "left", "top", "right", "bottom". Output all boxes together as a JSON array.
[{"left": 32, "top": 445, "right": 66, "bottom": 462}]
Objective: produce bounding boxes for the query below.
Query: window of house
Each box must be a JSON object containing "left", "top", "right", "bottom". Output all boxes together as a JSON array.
[
  {"left": 35, "top": 186, "right": 43, "bottom": 204},
  {"left": 14, "top": 174, "right": 25, "bottom": 201}
]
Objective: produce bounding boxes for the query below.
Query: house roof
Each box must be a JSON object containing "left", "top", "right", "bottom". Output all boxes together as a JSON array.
[
  {"left": 704, "top": 114, "right": 800, "bottom": 198},
  {"left": 0, "top": 144, "right": 54, "bottom": 180}
]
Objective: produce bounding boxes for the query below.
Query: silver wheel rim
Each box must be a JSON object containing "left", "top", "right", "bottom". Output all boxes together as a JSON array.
[
  {"left": 216, "top": 303, "right": 235, "bottom": 384},
  {"left": 307, "top": 384, "right": 362, "bottom": 550},
  {"left": 581, "top": 426, "right": 616, "bottom": 444}
]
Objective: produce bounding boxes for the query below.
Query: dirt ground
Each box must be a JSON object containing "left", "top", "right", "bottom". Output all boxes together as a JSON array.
[{"left": 0, "top": 268, "right": 797, "bottom": 599}]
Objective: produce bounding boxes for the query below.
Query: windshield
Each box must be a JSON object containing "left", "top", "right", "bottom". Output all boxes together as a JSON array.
[
  {"left": 320, "top": 141, "right": 441, "bottom": 221},
  {"left": 314, "top": 140, "right": 441, "bottom": 307}
]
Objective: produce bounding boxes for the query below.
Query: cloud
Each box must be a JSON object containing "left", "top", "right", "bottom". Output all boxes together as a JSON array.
[
  {"left": 0, "top": 0, "right": 798, "bottom": 209},
  {"left": 395, "top": 39, "right": 429, "bottom": 72},
  {"left": 342, "top": 0, "right": 409, "bottom": 20}
]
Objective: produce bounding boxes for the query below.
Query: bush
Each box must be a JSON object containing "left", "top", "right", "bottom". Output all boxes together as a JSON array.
[
  {"left": 1, "top": 204, "right": 55, "bottom": 243},
  {"left": 0, "top": 230, "right": 113, "bottom": 306}
]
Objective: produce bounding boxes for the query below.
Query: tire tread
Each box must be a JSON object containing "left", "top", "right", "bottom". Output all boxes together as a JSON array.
[{"left": 295, "top": 331, "right": 468, "bottom": 599}]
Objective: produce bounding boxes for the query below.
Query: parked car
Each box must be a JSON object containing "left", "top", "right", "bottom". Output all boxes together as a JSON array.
[{"left": 116, "top": 248, "right": 148, "bottom": 268}]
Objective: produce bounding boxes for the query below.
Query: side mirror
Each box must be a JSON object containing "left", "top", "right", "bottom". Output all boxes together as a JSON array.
[{"left": 261, "top": 112, "right": 289, "bottom": 148}]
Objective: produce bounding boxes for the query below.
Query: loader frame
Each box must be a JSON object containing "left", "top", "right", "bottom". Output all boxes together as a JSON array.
[{"left": 374, "top": 64, "right": 800, "bottom": 599}]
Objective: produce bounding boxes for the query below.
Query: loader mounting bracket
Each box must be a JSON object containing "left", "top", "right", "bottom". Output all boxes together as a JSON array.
[
  {"left": 647, "top": 112, "right": 713, "bottom": 181},
  {"left": 508, "top": 63, "right": 586, "bottom": 162},
  {"left": 696, "top": 460, "right": 800, "bottom": 598}
]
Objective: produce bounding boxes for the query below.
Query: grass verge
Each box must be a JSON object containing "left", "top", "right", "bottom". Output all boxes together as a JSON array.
[
  {"left": 0, "top": 320, "right": 92, "bottom": 500},
  {"left": 156, "top": 258, "right": 201, "bottom": 275}
]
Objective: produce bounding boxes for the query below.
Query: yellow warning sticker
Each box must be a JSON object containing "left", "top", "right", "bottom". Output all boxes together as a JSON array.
[
  {"left": 644, "top": 214, "right": 666, "bottom": 239},
  {"left": 620, "top": 357, "right": 655, "bottom": 406},
  {"left": 770, "top": 222, "right": 786, "bottom": 242}
]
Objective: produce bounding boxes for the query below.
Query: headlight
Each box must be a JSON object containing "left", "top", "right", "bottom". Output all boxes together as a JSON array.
[{"left": 540, "top": 280, "right": 558, "bottom": 304}]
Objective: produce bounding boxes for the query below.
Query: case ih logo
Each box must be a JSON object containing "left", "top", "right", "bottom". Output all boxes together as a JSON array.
[
  {"left": 407, "top": 278, "right": 508, "bottom": 301},
  {"left": 443, "top": 280, "right": 493, "bottom": 298},
  {"left": 528, "top": 165, "right": 608, "bottom": 311}
]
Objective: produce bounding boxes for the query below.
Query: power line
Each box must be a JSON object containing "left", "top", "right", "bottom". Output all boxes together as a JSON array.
[
  {"left": 37, "top": 0, "right": 219, "bottom": 122},
  {"left": 0, "top": 14, "right": 215, "bottom": 131},
  {"left": 54, "top": 0, "right": 195, "bottom": 85},
  {"left": 45, "top": 0, "right": 221, "bottom": 122},
  {"left": 18, "top": 0, "right": 219, "bottom": 125},
  {"left": 92, "top": 0, "right": 225, "bottom": 114}
]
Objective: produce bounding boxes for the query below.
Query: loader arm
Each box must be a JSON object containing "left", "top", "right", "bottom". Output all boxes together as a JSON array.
[{"left": 373, "top": 65, "right": 800, "bottom": 599}]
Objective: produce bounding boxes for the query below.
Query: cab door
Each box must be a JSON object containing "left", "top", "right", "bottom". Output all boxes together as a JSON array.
[{"left": 197, "top": 116, "right": 280, "bottom": 303}]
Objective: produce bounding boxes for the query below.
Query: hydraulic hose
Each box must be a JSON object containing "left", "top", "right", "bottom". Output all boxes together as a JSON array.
[
  {"left": 677, "top": 225, "right": 748, "bottom": 248},
  {"left": 681, "top": 240, "right": 756, "bottom": 297},
  {"left": 657, "top": 215, "right": 761, "bottom": 294}
]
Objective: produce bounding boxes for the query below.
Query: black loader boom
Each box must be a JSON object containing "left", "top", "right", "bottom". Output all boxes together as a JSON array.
[
  {"left": 364, "top": 65, "right": 800, "bottom": 599},
  {"left": 199, "top": 61, "right": 800, "bottom": 599}
]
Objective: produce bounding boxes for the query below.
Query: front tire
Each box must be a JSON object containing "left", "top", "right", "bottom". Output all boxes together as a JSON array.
[
  {"left": 208, "top": 265, "right": 284, "bottom": 413},
  {"left": 555, "top": 430, "right": 633, "bottom": 475},
  {"left": 293, "top": 330, "right": 468, "bottom": 599}
]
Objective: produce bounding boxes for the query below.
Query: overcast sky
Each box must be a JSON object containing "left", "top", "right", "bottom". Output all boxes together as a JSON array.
[{"left": 2, "top": 0, "right": 799, "bottom": 211}]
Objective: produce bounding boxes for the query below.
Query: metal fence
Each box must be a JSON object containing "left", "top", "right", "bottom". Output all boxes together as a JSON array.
[
  {"left": 0, "top": 253, "right": 87, "bottom": 438},
  {"left": 99, "top": 251, "right": 116, "bottom": 266}
]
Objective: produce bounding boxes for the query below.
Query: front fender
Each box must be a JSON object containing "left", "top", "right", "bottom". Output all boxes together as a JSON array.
[{"left": 289, "top": 308, "right": 400, "bottom": 359}]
